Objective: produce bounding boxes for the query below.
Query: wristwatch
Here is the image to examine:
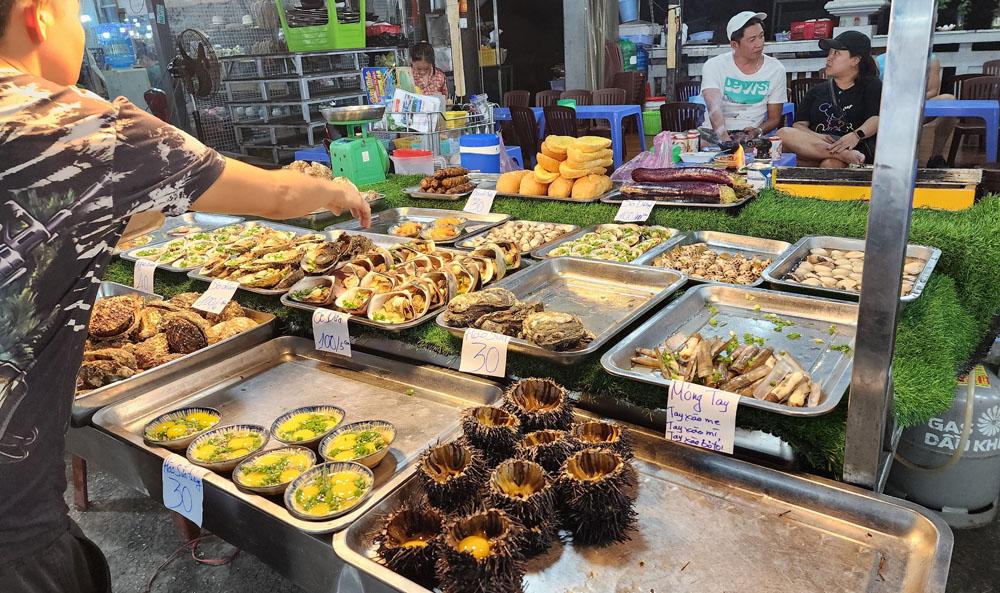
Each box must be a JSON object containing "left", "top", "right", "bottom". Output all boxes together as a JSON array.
[{"left": 855, "top": 129, "right": 867, "bottom": 140}]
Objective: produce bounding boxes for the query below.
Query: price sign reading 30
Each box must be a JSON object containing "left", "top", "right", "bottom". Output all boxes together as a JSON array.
[
  {"left": 459, "top": 328, "right": 510, "bottom": 377},
  {"left": 162, "top": 454, "right": 209, "bottom": 527}
]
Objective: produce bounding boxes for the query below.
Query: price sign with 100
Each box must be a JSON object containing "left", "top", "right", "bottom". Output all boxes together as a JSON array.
[
  {"left": 464, "top": 188, "right": 496, "bottom": 214},
  {"left": 191, "top": 279, "right": 239, "bottom": 315},
  {"left": 312, "top": 307, "right": 351, "bottom": 356},
  {"left": 459, "top": 328, "right": 510, "bottom": 377},
  {"left": 615, "top": 200, "right": 655, "bottom": 222}
]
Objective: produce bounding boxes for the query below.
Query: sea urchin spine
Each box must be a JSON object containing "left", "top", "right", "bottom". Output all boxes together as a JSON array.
[
  {"left": 558, "top": 448, "right": 638, "bottom": 546},
  {"left": 461, "top": 406, "right": 522, "bottom": 466},
  {"left": 374, "top": 503, "right": 444, "bottom": 589},
  {"left": 418, "top": 440, "right": 488, "bottom": 515},
  {"left": 436, "top": 508, "right": 526, "bottom": 593},
  {"left": 514, "top": 429, "right": 577, "bottom": 475}
]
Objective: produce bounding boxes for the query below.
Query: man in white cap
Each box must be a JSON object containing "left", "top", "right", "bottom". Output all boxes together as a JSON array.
[{"left": 700, "top": 11, "right": 787, "bottom": 143}]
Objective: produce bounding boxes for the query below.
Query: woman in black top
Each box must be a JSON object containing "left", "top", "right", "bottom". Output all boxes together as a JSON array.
[{"left": 777, "top": 31, "right": 882, "bottom": 168}]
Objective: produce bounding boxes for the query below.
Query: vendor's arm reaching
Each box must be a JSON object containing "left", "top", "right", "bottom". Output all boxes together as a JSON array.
[
  {"left": 191, "top": 157, "right": 371, "bottom": 226},
  {"left": 703, "top": 88, "right": 730, "bottom": 141}
]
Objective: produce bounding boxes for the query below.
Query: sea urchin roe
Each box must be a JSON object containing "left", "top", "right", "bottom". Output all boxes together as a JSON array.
[
  {"left": 324, "top": 429, "right": 387, "bottom": 462},
  {"left": 277, "top": 411, "right": 343, "bottom": 442},
  {"left": 294, "top": 470, "right": 369, "bottom": 516},
  {"left": 401, "top": 538, "right": 430, "bottom": 548},
  {"left": 457, "top": 533, "right": 491, "bottom": 559},
  {"left": 146, "top": 411, "right": 219, "bottom": 441},
  {"left": 191, "top": 431, "right": 263, "bottom": 462},
  {"left": 238, "top": 450, "right": 313, "bottom": 487}
]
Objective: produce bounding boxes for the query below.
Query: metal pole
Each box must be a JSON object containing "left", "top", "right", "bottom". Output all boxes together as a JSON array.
[{"left": 842, "top": 0, "right": 936, "bottom": 489}]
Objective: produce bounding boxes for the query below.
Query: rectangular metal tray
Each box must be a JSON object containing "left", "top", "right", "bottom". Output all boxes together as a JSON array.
[
  {"left": 454, "top": 221, "right": 581, "bottom": 255},
  {"left": 114, "top": 213, "right": 244, "bottom": 254},
  {"left": 402, "top": 185, "right": 472, "bottom": 201},
  {"left": 436, "top": 257, "right": 686, "bottom": 365},
  {"left": 72, "top": 284, "right": 276, "bottom": 425},
  {"left": 333, "top": 419, "right": 951, "bottom": 593},
  {"left": 92, "top": 337, "right": 503, "bottom": 534},
  {"left": 601, "top": 193, "right": 753, "bottom": 209},
  {"left": 529, "top": 224, "right": 682, "bottom": 265},
  {"left": 125, "top": 220, "right": 312, "bottom": 274},
  {"left": 639, "top": 230, "right": 793, "bottom": 287},
  {"left": 186, "top": 229, "right": 405, "bottom": 296},
  {"left": 474, "top": 173, "right": 621, "bottom": 204},
  {"left": 761, "top": 236, "right": 941, "bottom": 303},
  {"left": 601, "top": 284, "right": 858, "bottom": 416},
  {"left": 326, "top": 207, "right": 510, "bottom": 245}
]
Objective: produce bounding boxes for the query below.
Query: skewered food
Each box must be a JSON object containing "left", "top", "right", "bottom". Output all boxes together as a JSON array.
[
  {"left": 546, "top": 224, "right": 674, "bottom": 263},
  {"left": 630, "top": 332, "right": 823, "bottom": 407},
  {"left": 783, "top": 247, "right": 926, "bottom": 295},
  {"left": 652, "top": 242, "right": 772, "bottom": 285},
  {"left": 418, "top": 168, "right": 474, "bottom": 195},
  {"left": 77, "top": 292, "right": 258, "bottom": 393},
  {"left": 460, "top": 221, "right": 576, "bottom": 253}
]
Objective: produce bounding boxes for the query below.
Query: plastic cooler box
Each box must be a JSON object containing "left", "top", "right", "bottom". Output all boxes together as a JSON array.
[{"left": 460, "top": 134, "right": 510, "bottom": 174}]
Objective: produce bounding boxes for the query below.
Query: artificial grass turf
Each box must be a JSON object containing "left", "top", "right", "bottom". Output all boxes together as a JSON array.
[{"left": 104, "top": 175, "right": 999, "bottom": 474}]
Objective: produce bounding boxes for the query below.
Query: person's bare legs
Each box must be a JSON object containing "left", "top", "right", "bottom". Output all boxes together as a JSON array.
[
  {"left": 777, "top": 127, "right": 865, "bottom": 167},
  {"left": 925, "top": 93, "right": 956, "bottom": 163},
  {"left": 819, "top": 158, "right": 847, "bottom": 168}
]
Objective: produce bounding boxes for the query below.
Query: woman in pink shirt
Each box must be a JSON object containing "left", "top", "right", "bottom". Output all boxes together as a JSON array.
[{"left": 410, "top": 42, "right": 448, "bottom": 97}]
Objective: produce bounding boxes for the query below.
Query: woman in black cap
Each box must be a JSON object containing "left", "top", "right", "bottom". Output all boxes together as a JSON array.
[{"left": 777, "top": 31, "right": 881, "bottom": 168}]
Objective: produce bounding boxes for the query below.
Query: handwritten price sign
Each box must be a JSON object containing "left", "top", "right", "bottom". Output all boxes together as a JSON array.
[
  {"left": 464, "top": 188, "right": 496, "bottom": 214},
  {"left": 162, "top": 454, "right": 210, "bottom": 526},
  {"left": 192, "top": 279, "right": 239, "bottom": 315},
  {"left": 133, "top": 259, "right": 157, "bottom": 294},
  {"left": 665, "top": 381, "right": 740, "bottom": 454},
  {"left": 459, "top": 328, "right": 510, "bottom": 377},
  {"left": 614, "top": 200, "right": 656, "bottom": 223},
  {"left": 312, "top": 308, "right": 351, "bottom": 357}
]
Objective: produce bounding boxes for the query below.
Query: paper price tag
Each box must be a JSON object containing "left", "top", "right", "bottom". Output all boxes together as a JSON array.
[
  {"left": 615, "top": 200, "right": 656, "bottom": 222},
  {"left": 162, "top": 454, "right": 209, "bottom": 527},
  {"left": 191, "top": 279, "right": 239, "bottom": 315},
  {"left": 133, "top": 259, "right": 156, "bottom": 294},
  {"left": 665, "top": 381, "right": 740, "bottom": 454},
  {"left": 464, "top": 188, "right": 496, "bottom": 214},
  {"left": 459, "top": 328, "right": 510, "bottom": 378},
  {"left": 313, "top": 308, "right": 351, "bottom": 357}
]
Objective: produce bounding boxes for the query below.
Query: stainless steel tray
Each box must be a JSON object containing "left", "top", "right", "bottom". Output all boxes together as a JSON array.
[
  {"left": 601, "top": 285, "right": 858, "bottom": 416},
  {"left": 285, "top": 194, "right": 386, "bottom": 227},
  {"left": 125, "top": 220, "right": 312, "bottom": 274},
  {"left": 403, "top": 185, "right": 473, "bottom": 201},
  {"left": 761, "top": 236, "right": 941, "bottom": 303},
  {"left": 640, "top": 230, "right": 793, "bottom": 287},
  {"left": 114, "top": 213, "right": 244, "bottom": 254},
  {"left": 474, "top": 173, "right": 621, "bottom": 204},
  {"left": 601, "top": 193, "right": 753, "bottom": 209},
  {"left": 186, "top": 228, "right": 402, "bottom": 297},
  {"left": 454, "top": 221, "right": 581, "bottom": 255},
  {"left": 436, "top": 257, "right": 686, "bottom": 365},
  {"left": 96, "top": 280, "right": 160, "bottom": 300},
  {"left": 333, "top": 419, "right": 951, "bottom": 593},
  {"left": 529, "top": 224, "right": 681, "bottom": 265},
  {"left": 91, "top": 337, "right": 503, "bottom": 534},
  {"left": 72, "top": 286, "right": 276, "bottom": 425},
  {"left": 326, "top": 207, "right": 510, "bottom": 245}
]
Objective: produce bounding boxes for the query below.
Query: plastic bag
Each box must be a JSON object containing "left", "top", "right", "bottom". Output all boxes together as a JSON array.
[
  {"left": 610, "top": 131, "right": 676, "bottom": 182},
  {"left": 497, "top": 133, "right": 520, "bottom": 173}
]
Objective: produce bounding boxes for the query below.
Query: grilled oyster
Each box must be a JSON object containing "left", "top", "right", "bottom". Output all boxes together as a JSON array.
[
  {"left": 131, "top": 333, "right": 171, "bottom": 370},
  {"left": 521, "top": 311, "right": 594, "bottom": 352},
  {"left": 160, "top": 310, "right": 211, "bottom": 354},
  {"left": 237, "top": 266, "right": 293, "bottom": 289},
  {"left": 131, "top": 306, "right": 165, "bottom": 341},
  {"left": 442, "top": 288, "right": 518, "bottom": 327},
  {"left": 77, "top": 348, "right": 138, "bottom": 390},
  {"left": 168, "top": 292, "right": 201, "bottom": 310},
  {"left": 345, "top": 235, "right": 376, "bottom": 259},
  {"left": 474, "top": 302, "right": 544, "bottom": 336},
  {"left": 206, "top": 317, "right": 257, "bottom": 344},
  {"left": 274, "top": 268, "right": 304, "bottom": 290},
  {"left": 301, "top": 241, "right": 346, "bottom": 274},
  {"left": 204, "top": 300, "right": 245, "bottom": 324},
  {"left": 89, "top": 295, "right": 143, "bottom": 340}
]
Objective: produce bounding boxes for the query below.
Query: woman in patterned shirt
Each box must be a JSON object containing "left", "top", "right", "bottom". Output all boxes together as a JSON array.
[{"left": 410, "top": 41, "right": 448, "bottom": 97}]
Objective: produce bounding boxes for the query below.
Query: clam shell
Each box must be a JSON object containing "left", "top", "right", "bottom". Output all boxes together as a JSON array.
[
  {"left": 360, "top": 271, "right": 397, "bottom": 294},
  {"left": 367, "top": 291, "right": 416, "bottom": 324},
  {"left": 334, "top": 287, "right": 375, "bottom": 314},
  {"left": 448, "top": 261, "right": 479, "bottom": 294},
  {"left": 287, "top": 276, "right": 336, "bottom": 305},
  {"left": 422, "top": 271, "right": 458, "bottom": 306}
]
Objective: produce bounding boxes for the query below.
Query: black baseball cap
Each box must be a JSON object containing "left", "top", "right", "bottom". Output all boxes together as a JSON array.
[{"left": 819, "top": 31, "right": 872, "bottom": 56}]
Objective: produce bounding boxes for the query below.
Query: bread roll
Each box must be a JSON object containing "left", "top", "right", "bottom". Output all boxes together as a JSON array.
[
  {"left": 573, "top": 136, "right": 612, "bottom": 152},
  {"left": 533, "top": 164, "right": 559, "bottom": 184},
  {"left": 548, "top": 176, "right": 574, "bottom": 198},
  {"left": 571, "top": 174, "right": 612, "bottom": 200},
  {"left": 558, "top": 160, "right": 591, "bottom": 180},
  {"left": 540, "top": 143, "right": 567, "bottom": 161},
  {"left": 518, "top": 172, "right": 550, "bottom": 196},
  {"left": 566, "top": 154, "right": 614, "bottom": 170},
  {"left": 567, "top": 147, "right": 613, "bottom": 164},
  {"left": 536, "top": 152, "right": 563, "bottom": 173},
  {"left": 497, "top": 170, "right": 530, "bottom": 194}
]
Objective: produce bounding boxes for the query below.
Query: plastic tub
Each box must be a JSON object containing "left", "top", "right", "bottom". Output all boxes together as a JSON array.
[
  {"left": 444, "top": 110, "right": 468, "bottom": 129},
  {"left": 642, "top": 110, "right": 662, "bottom": 135},
  {"left": 390, "top": 149, "right": 434, "bottom": 175}
]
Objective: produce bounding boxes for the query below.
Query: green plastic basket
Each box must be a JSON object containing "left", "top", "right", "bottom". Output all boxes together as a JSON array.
[{"left": 275, "top": 0, "right": 366, "bottom": 52}]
